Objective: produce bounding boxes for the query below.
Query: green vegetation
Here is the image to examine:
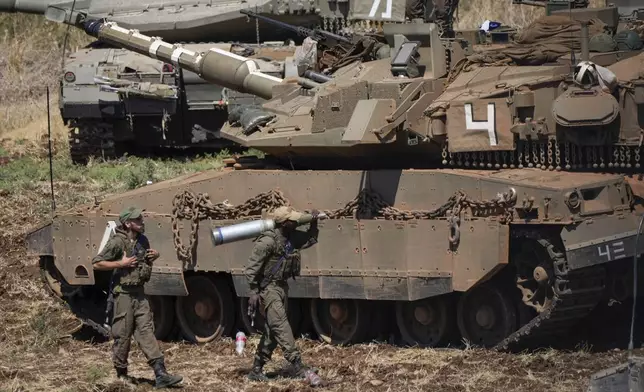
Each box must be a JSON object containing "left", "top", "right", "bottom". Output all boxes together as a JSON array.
[
  {"left": 0, "top": 146, "right": 265, "bottom": 243},
  {"left": 0, "top": 150, "right": 230, "bottom": 194}
]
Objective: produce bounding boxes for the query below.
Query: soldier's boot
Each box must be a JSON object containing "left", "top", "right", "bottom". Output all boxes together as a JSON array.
[
  {"left": 287, "top": 358, "right": 322, "bottom": 386},
  {"left": 115, "top": 367, "right": 129, "bottom": 381},
  {"left": 285, "top": 357, "right": 310, "bottom": 378},
  {"left": 150, "top": 358, "right": 183, "bottom": 389},
  {"left": 247, "top": 359, "right": 269, "bottom": 382}
]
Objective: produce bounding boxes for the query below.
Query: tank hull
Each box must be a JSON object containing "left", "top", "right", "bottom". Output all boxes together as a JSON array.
[{"left": 25, "top": 167, "right": 644, "bottom": 348}]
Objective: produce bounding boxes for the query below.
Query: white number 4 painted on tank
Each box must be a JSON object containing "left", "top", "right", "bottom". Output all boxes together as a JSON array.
[
  {"left": 368, "top": 0, "right": 393, "bottom": 19},
  {"left": 464, "top": 102, "right": 498, "bottom": 146},
  {"left": 597, "top": 241, "right": 626, "bottom": 261}
]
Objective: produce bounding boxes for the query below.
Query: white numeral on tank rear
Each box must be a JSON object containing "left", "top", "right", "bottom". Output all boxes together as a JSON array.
[
  {"left": 464, "top": 102, "right": 498, "bottom": 146},
  {"left": 597, "top": 241, "right": 626, "bottom": 262},
  {"left": 368, "top": 0, "right": 393, "bottom": 19}
]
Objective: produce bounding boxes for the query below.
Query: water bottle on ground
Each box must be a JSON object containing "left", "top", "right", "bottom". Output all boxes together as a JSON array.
[
  {"left": 235, "top": 331, "right": 246, "bottom": 355},
  {"left": 304, "top": 369, "right": 321, "bottom": 386}
]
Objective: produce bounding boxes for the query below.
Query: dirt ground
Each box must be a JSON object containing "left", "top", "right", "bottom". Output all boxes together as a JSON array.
[{"left": 0, "top": 243, "right": 641, "bottom": 392}]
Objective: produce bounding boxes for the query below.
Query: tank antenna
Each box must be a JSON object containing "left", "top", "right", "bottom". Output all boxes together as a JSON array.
[
  {"left": 629, "top": 214, "right": 643, "bottom": 357},
  {"left": 569, "top": 1, "right": 576, "bottom": 72},
  {"left": 46, "top": 86, "right": 56, "bottom": 213},
  {"left": 60, "top": 0, "right": 78, "bottom": 72}
]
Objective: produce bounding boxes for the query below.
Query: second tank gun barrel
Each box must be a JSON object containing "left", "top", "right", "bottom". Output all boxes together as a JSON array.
[
  {"left": 0, "top": 0, "right": 48, "bottom": 13},
  {"left": 82, "top": 19, "right": 283, "bottom": 100}
]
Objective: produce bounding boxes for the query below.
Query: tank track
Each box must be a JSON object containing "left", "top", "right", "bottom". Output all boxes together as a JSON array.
[
  {"left": 494, "top": 236, "right": 607, "bottom": 351},
  {"left": 65, "top": 296, "right": 111, "bottom": 337},
  {"left": 67, "top": 119, "right": 117, "bottom": 164},
  {"left": 39, "top": 256, "right": 112, "bottom": 337}
]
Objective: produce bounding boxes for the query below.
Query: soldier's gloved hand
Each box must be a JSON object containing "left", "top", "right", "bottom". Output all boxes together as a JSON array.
[
  {"left": 145, "top": 249, "right": 160, "bottom": 262},
  {"left": 248, "top": 293, "right": 260, "bottom": 315},
  {"left": 310, "top": 209, "right": 320, "bottom": 220}
]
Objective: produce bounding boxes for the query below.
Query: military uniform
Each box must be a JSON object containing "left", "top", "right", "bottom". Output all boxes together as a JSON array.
[
  {"left": 92, "top": 206, "right": 182, "bottom": 388},
  {"left": 244, "top": 206, "right": 319, "bottom": 380}
]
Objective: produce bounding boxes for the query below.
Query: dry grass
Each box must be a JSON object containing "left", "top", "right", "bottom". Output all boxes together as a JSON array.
[
  {"left": 0, "top": 2, "right": 637, "bottom": 392},
  {"left": 0, "top": 14, "right": 90, "bottom": 134},
  {"left": 454, "top": 0, "right": 608, "bottom": 30}
]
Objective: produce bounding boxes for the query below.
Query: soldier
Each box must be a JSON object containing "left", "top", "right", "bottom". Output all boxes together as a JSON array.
[
  {"left": 245, "top": 206, "right": 320, "bottom": 381},
  {"left": 92, "top": 206, "right": 183, "bottom": 389}
]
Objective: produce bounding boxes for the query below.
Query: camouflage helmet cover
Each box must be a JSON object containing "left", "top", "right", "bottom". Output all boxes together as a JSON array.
[
  {"left": 119, "top": 206, "right": 143, "bottom": 224},
  {"left": 271, "top": 206, "right": 304, "bottom": 224}
]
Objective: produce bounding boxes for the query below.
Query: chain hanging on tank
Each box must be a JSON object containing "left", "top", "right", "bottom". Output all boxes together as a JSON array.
[
  {"left": 441, "top": 139, "right": 644, "bottom": 174},
  {"left": 171, "top": 186, "right": 517, "bottom": 266}
]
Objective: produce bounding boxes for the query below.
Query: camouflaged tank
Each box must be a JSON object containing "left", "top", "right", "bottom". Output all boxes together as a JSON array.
[
  {"left": 23, "top": 4, "right": 644, "bottom": 351},
  {"left": 0, "top": 0, "right": 428, "bottom": 163}
]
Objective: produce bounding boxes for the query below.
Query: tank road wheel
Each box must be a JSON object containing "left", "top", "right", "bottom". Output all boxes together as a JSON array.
[
  {"left": 175, "top": 275, "right": 235, "bottom": 343},
  {"left": 238, "top": 296, "right": 265, "bottom": 335},
  {"left": 148, "top": 295, "right": 175, "bottom": 341},
  {"left": 457, "top": 284, "right": 517, "bottom": 347},
  {"left": 396, "top": 294, "right": 457, "bottom": 347},
  {"left": 310, "top": 298, "right": 371, "bottom": 345}
]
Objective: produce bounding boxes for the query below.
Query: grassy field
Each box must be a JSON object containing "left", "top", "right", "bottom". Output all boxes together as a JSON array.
[{"left": 1, "top": 0, "right": 635, "bottom": 391}]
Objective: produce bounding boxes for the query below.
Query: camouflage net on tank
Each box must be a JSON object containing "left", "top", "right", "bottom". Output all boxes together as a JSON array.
[
  {"left": 446, "top": 15, "right": 608, "bottom": 83},
  {"left": 171, "top": 187, "right": 518, "bottom": 265}
]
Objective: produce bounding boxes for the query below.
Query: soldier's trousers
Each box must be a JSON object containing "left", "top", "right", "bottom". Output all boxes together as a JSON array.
[
  {"left": 255, "top": 283, "right": 300, "bottom": 364},
  {"left": 111, "top": 291, "right": 163, "bottom": 369}
]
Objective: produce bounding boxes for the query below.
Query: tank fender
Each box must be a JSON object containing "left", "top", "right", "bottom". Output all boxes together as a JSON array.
[
  {"left": 45, "top": 216, "right": 188, "bottom": 295},
  {"left": 25, "top": 221, "right": 54, "bottom": 256}
]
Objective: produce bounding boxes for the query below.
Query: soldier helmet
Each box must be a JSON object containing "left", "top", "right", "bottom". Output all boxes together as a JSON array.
[
  {"left": 119, "top": 206, "right": 143, "bottom": 224},
  {"left": 614, "top": 30, "right": 643, "bottom": 51},
  {"left": 271, "top": 206, "right": 303, "bottom": 224},
  {"left": 589, "top": 33, "right": 617, "bottom": 53}
]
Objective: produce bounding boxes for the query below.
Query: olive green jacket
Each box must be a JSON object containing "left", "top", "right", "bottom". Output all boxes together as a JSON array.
[
  {"left": 92, "top": 227, "right": 153, "bottom": 293},
  {"left": 244, "top": 218, "right": 319, "bottom": 294}
]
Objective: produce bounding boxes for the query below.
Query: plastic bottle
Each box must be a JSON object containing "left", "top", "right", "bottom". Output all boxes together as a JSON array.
[
  {"left": 304, "top": 369, "right": 321, "bottom": 386},
  {"left": 235, "top": 331, "right": 246, "bottom": 355}
]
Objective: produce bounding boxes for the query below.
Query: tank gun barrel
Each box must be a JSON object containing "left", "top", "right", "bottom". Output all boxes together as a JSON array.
[
  {"left": 0, "top": 0, "right": 88, "bottom": 25},
  {"left": 0, "top": 0, "right": 47, "bottom": 13},
  {"left": 239, "top": 9, "right": 353, "bottom": 46},
  {"left": 511, "top": 0, "right": 547, "bottom": 7},
  {"left": 82, "top": 19, "right": 283, "bottom": 100},
  {"left": 510, "top": 0, "right": 589, "bottom": 8}
]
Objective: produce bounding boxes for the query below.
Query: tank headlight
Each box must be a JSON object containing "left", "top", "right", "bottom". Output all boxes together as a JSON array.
[{"left": 64, "top": 71, "right": 76, "bottom": 83}]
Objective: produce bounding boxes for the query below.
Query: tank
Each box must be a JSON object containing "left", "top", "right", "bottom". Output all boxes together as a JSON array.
[
  {"left": 1, "top": 0, "right": 439, "bottom": 163},
  {"left": 22, "top": 7, "right": 644, "bottom": 351},
  {"left": 61, "top": 42, "right": 298, "bottom": 163}
]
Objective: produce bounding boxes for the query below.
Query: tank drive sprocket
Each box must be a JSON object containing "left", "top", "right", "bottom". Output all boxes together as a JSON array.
[{"left": 493, "top": 232, "right": 606, "bottom": 351}]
